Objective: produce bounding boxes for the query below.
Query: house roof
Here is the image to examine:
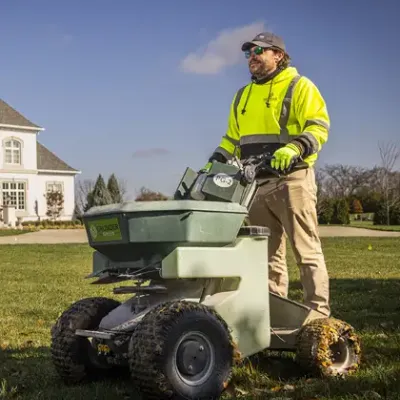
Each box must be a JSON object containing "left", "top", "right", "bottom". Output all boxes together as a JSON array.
[
  {"left": 0, "top": 98, "right": 79, "bottom": 173},
  {"left": 0, "top": 99, "right": 42, "bottom": 130},
  {"left": 37, "top": 142, "right": 79, "bottom": 173}
]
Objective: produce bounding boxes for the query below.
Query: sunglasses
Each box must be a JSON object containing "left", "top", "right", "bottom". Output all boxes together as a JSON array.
[{"left": 244, "top": 46, "right": 266, "bottom": 59}]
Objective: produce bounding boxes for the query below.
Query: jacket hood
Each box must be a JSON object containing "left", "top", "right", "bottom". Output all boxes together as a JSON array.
[{"left": 251, "top": 66, "right": 298, "bottom": 85}]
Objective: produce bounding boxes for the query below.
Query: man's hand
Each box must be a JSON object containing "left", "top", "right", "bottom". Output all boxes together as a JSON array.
[
  {"left": 199, "top": 161, "right": 212, "bottom": 173},
  {"left": 271, "top": 143, "right": 301, "bottom": 171}
]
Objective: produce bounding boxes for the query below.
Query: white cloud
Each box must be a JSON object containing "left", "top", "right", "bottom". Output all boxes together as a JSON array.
[{"left": 180, "top": 21, "right": 265, "bottom": 75}]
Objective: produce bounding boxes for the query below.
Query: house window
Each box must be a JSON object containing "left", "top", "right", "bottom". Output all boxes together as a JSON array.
[
  {"left": 4, "top": 139, "right": 21, "bottom": 165},
  {"left": 2, "top": 182, "right": 26, "bottom": 210},
  {"left": 46, "top": 182, "right": 63, "bottom": 193}
]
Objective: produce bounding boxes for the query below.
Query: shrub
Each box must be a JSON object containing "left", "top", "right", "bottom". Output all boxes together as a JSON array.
[
  {"left": 21, "top": 220, "right": 83, "bottom": 229},
  {"left": 318, "top": 198, "right": 335, "bottom": 224},
  {"left": 45, "top": 190, "right": 64, "bottom": 220},
  {"left": 331, "top": 198, "right": 350, "bottom": 225},
  {"left": 373, "top": 203, "right": 400, "bottom": 225}
]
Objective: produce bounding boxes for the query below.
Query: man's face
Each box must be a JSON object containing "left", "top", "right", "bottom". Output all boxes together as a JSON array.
[{"left": 245, "top": 46, "right": 281, "bottom": 77}]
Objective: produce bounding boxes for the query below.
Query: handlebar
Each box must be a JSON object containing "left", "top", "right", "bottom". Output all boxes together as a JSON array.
[{"left": 238, "top": 153, "right": 308, "bottom": 183}]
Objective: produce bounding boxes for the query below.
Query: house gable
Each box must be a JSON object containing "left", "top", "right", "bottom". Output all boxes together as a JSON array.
[
  {"left": 0, "top": 98, "right": 79, "bottom": 174},
  {"left": 0, "top": 99, "right": 43, "bottom": 132},
  {"left": 0, "top": 98, "right": 80, "bottom": 222}
]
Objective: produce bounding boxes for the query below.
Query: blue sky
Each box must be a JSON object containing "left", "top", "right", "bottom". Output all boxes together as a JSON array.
[{"left": 1, "top": 0, "right": 399, "bottom": 198}]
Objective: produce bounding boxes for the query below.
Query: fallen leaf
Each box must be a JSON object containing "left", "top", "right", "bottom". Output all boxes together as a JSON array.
[
  {"left": 283, "top": 384, "right": 295, "bottom": 392},
  {"left": 1, "top": 341, "right": 10, "bottom": 350},
  {"left": 235, "top": 387, "right": 248, "bottom": 395},
  {"left": 270, "top": 386, "right": 281, "bottom": 392}
]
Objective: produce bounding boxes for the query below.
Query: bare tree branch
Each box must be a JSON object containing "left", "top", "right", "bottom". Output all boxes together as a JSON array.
[
  {"left": 321, "top": 164, "right": 377, "bottom": 198},
  {"left": 135, "top": 187, "right": 169, "bottom": 201},
  {"left": 75, "top": 178, "right": 95, "bottom": 215},
  {"left": 379, "top": 140, "right": 400, "bottom": 172},
  {"left": 376, "top": 140, "right": 400, "bottom": 224},
  {"left": 116, "top": 177, "right": 128, "bottom": 200}
]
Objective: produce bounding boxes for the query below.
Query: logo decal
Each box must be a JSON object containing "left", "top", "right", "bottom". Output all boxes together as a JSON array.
[
  {"left": 87, "top": 217, "right": 122, "bottom": 242},
  {"left": 213, "top": 173, "right": 234, "bottom": 188}
]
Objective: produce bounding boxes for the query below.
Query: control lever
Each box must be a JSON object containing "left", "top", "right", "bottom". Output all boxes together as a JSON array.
[
  {"left": 227, "top": 145, "right": 244, "bottom": 171},
  {"left": 243, "top": 155, "right": 281, "bottom": 183}
]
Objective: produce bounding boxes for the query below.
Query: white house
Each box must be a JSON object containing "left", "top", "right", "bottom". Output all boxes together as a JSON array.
[{"left": 0, "top": 98, "right": 80, "bottom": 222}]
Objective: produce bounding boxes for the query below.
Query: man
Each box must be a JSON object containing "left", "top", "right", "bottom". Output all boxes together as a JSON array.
[{"left": 205, "top": 32, "right": 330, "bottom": 317}]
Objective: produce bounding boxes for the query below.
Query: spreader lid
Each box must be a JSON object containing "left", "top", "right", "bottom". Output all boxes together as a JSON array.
[{"left": 84, "top": 199, "right": 248, "bottom": 217}]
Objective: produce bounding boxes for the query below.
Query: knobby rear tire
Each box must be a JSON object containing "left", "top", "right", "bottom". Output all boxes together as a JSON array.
[
  {"left": 295, "top": 317, "right": 362, "bottom": 377},
  {"left": 50, "top": 296, "right": 121, "bottom": 384},
  {"left": 128, "top": 300, "right": 236, "bottom": 399}
]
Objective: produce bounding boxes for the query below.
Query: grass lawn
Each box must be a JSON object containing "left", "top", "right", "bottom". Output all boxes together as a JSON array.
[
  {"left": 350, "top": 221, "right": 400, "bottom": 232},
  {"left": 0, "top": 239, "right": 399, "bottom": 399}
]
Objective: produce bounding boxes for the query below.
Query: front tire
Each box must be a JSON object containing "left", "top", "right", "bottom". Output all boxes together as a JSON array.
[
  {"left": 295, "top": 317, "right": 362, "bottom": 377},
  {"left": 50, "top": 296, "right": 121, "bottom": 384},
  {"left": 128, "top": 301, "right": 235, "bottom": 399}
]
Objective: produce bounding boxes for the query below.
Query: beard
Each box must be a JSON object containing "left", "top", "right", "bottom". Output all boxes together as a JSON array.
[{"left": 249, "top": 59, "right": 266, "bottom": 78}]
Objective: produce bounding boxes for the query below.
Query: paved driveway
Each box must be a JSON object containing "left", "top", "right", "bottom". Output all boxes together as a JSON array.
[
  {"left": 0, "top": 226, "right": 399, "bottom": 245},
  {"left": 318, "top": 226, "right": 400, "bottom": 237}
]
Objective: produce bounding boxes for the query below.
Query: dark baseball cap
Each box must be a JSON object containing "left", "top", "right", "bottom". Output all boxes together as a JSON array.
[{"left": 241, "top": 32, "right": 286, "bottom": 52}]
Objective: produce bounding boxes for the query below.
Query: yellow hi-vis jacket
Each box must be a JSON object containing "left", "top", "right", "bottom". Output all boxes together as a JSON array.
[{"left": 212, "top": 66, "right": 330, "bottom": 168}]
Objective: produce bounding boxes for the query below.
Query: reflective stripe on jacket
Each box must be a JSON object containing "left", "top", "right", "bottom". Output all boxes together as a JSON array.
[{"left": 212, "top": 66, "right": 330, "bottom": 167}]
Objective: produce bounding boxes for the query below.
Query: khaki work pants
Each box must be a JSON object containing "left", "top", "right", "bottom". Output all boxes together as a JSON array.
[{"left": 248, "top": 167, "right": 330, "bottom": 317}]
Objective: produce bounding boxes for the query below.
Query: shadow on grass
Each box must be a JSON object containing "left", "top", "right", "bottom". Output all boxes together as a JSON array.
[
  {"left": 233, "top": 278, "right": 400, "bottom": 399},
  {"left": 288, "top": 278, "right": 400, "bottom": 330},
  {"left": 0, "top": 346, "right": 137, "bottom": 400},
  {"left": 233, "top": 357, "right": 400, "bottom": 399},
  {"left": 1, "top": 278, "right": 400, "bottom": 399}
]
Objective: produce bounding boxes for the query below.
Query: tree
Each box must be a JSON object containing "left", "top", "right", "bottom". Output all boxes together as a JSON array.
[
  {"left": 45, "top": 190, "right": 64, "bottom": 220},
  {"left": 350, "top": 199, "right": 363, "bottom": 214},
  {"left": 135, "top": 187, "right": 169, "bottom": 201},
  {"left": 72, "top": 203, "right": 82, "bottom": 221},
  {"left": 373, "top": 202, "right": 400, "bottom": 226},
  {"left": 318, "top": 198, "right": 335, "bottom": 224},
  {"left": 321, "top": 164, "right": 377, "bottom": 198},
  {"left": 393, "top": 205, "right": 400, "bottom": 225},
  {"left": 315, "top": 167, "right": 335, "bottom": 221},
  {"left": 375, "top": 141, "right": 400, "bottom": 225},
  {"left": 107, "top": 173, "right": 123, "bottom": 203},
  {"left": 75, "top": 178, "right": 95, "bottom": 216},
  {"left": 354, "top": 188, "right": 382, "bottom": 213},
  {"left": 86, "top": 174, "right": 113, "bottom": 209},
  {"left": 75, "top": 174, "right": 128, "bottom": 215},
  {"left": 331, "top": 198, "right": 350, "bottom": 225}
]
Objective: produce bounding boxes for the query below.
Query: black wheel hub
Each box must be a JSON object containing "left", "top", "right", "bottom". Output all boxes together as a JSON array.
[
  {"left": 174, "top": 332, "right": 214, "bottom": 385},
  {"left": 177, "top": 339, "right": 208, "bottom": 376}
]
